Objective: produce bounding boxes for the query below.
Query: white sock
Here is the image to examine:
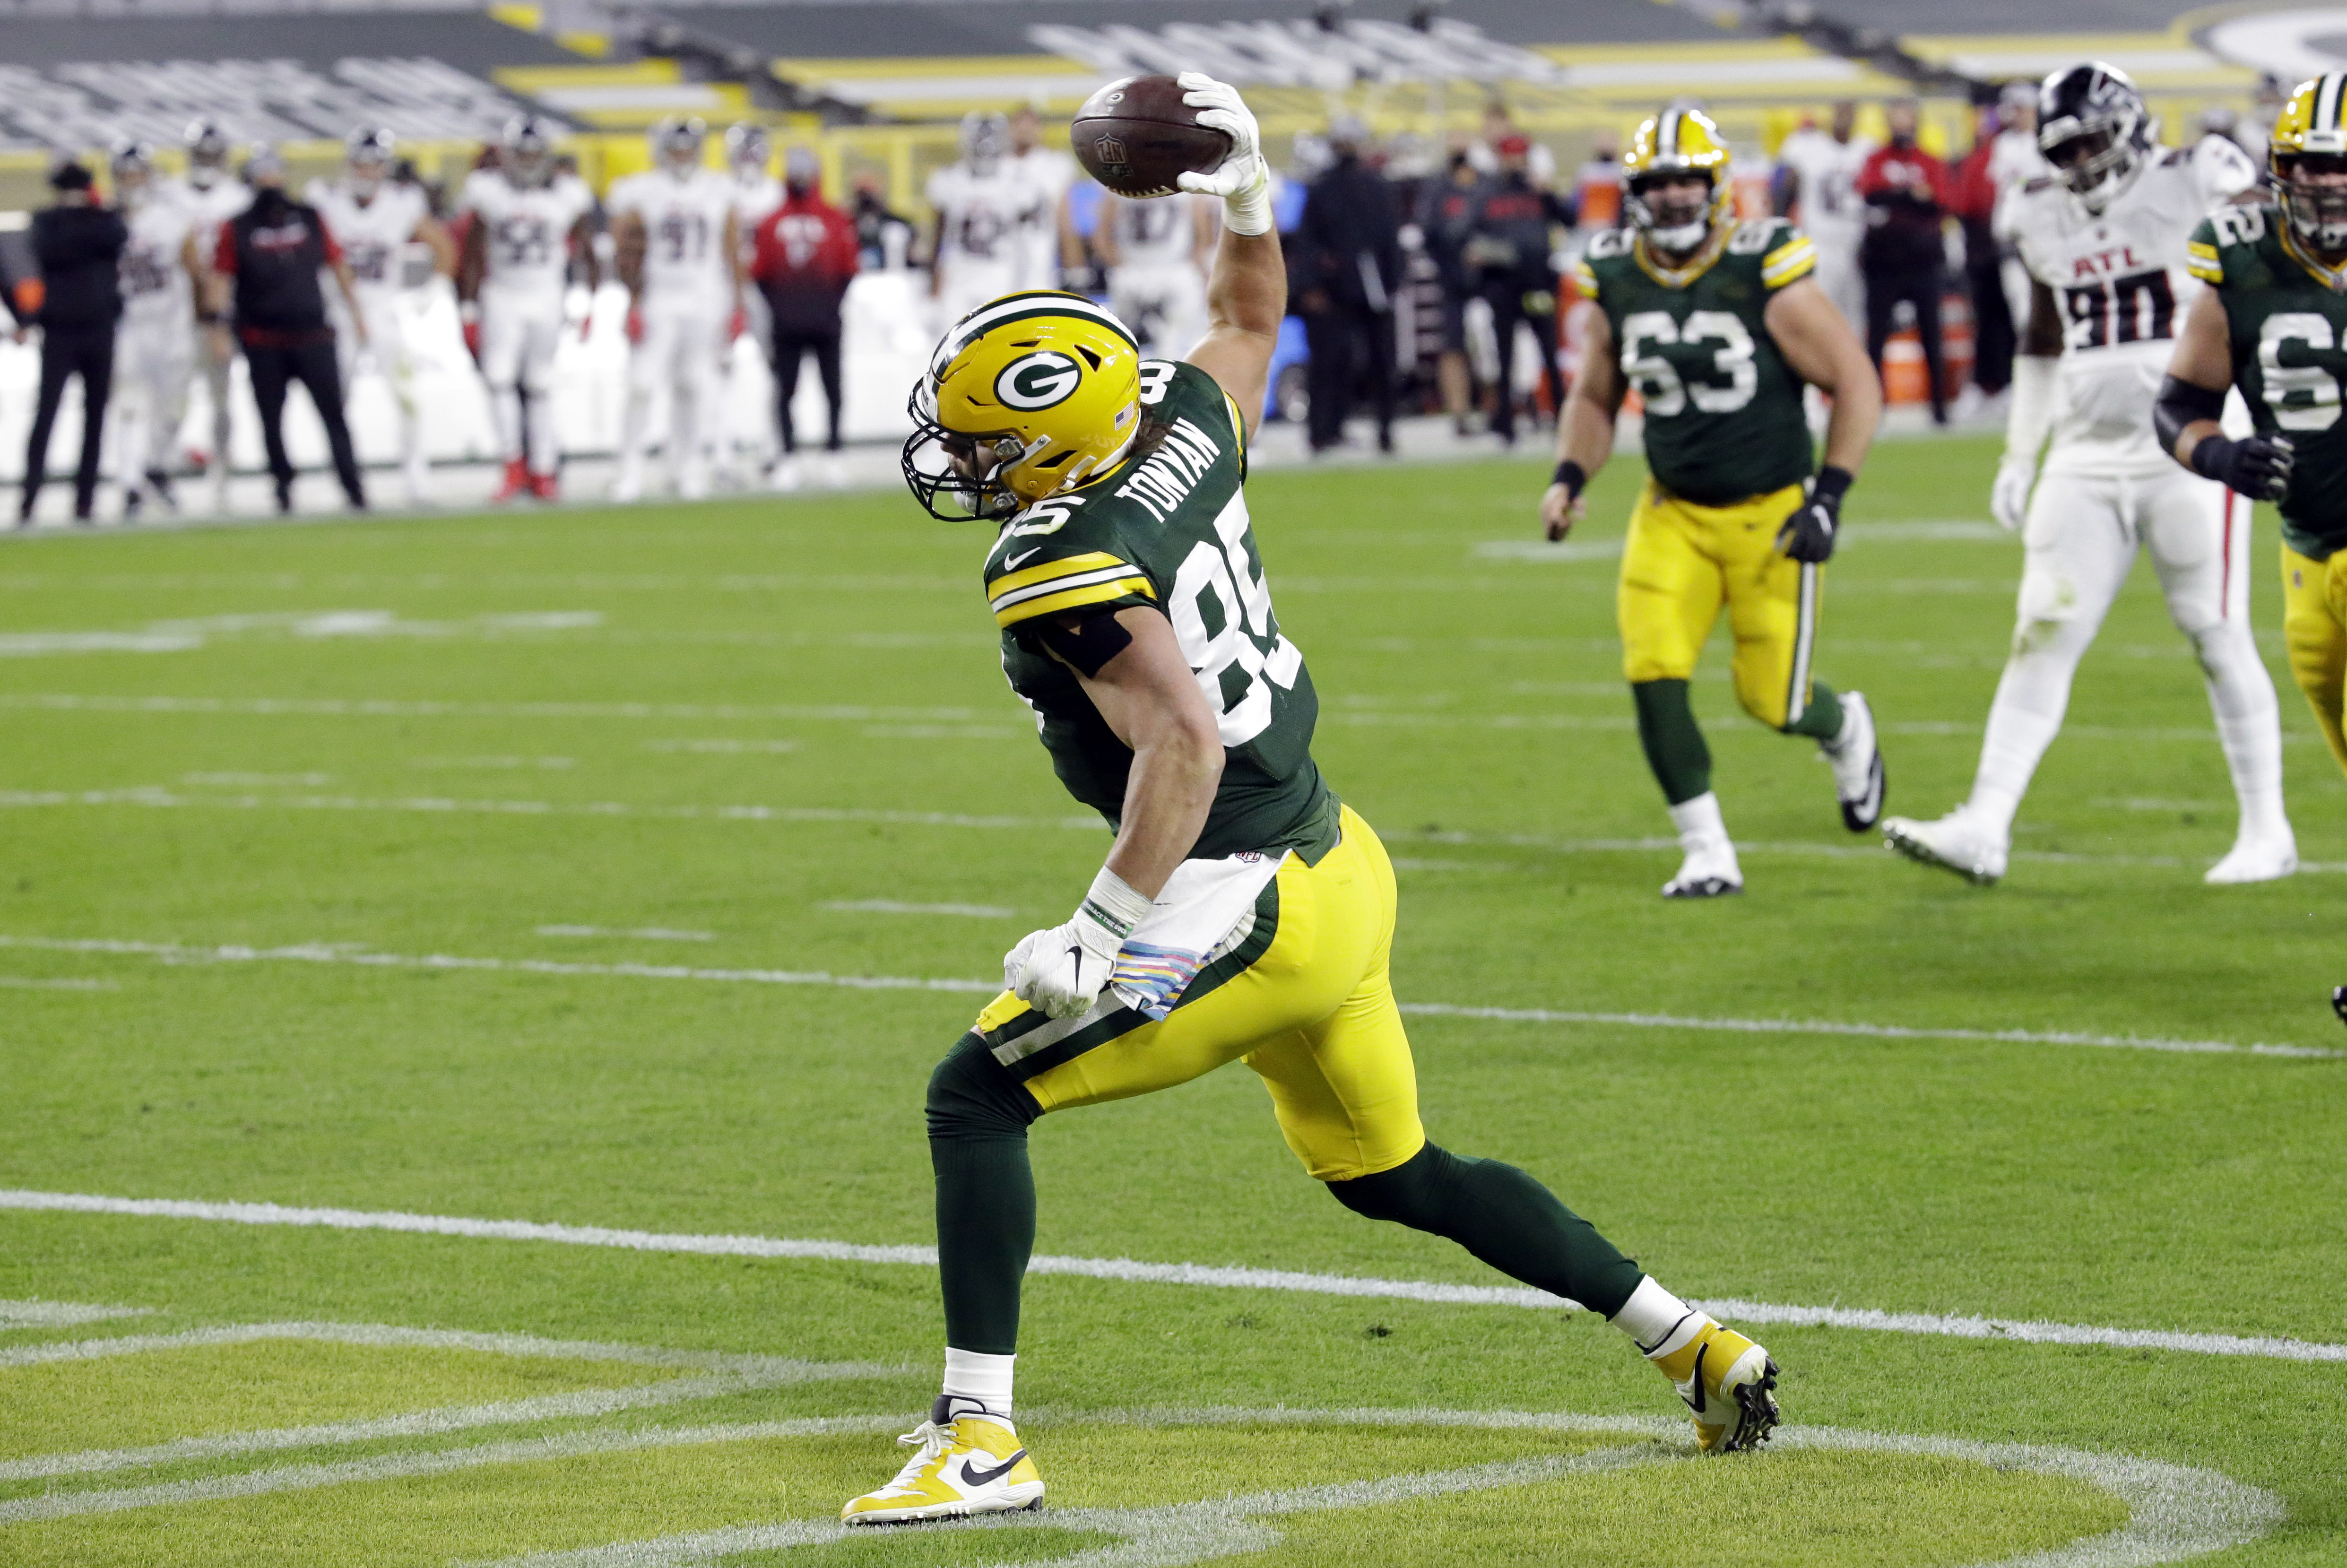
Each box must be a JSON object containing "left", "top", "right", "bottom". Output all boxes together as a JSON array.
[
  {"left": 2193, "top": 623, "right": 2289, "bottom": 840},
  {"left": 941, "top": 1347, "right": 1014, "bottom": 1422},
  {"left": 1667, "top": 791, "right": 1729, "bottom": 853},
  {"left": 524, "top": 394, "right": 560, "bottom": 478},
  {"left": 1966, "top": 672, "right": 2070, "bottom": 840},
  {"left": 492, "top": 386, "right": 524, "bottom": 465},
  {"left": 1611, "top": 1276, "right": 1705, "bottom": 1358}
]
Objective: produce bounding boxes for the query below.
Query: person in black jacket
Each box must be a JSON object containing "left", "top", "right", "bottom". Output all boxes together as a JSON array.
[
  {"left": 1463, "top": 135, "right": 1572, "bottom": 446},
  {"left": 1296, "top": 119, "right": 1402, "bottom": 454},
  {"left": 208, "top": 148, "right": 368, "bottom": 512},
  {"left": 11, "top": 161, "right": 127, "bottom": 524}
]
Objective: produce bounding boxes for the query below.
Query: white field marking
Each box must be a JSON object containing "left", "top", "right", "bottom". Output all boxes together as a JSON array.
[
  {"left": 0, "top": 1325, "right": 889, "bottom": 1483},
  {"left": 414, "top": 756, "right": 580, "bottom": 771},
  {"left": 0, "top": 1299, "right": 149, "bottom": 1329},
  {"left": 0, "top": 933, "right": 2330, "bottom": 1059},
  {"left": 536, "top": 926, "right": 716, "bottom": 943},
  {"left": 862, "top": 724, "right": 1027, "bottom": 741},
  {"left": 2095, "top": 797, "right": 2230, "bottom": 813},
  {"left": 0, "top": 611, "right": 606, "bottom": 658},
  {"left": 822, "top": 900, "right": 1018, "bottom": 919},
  {"left": 459, "top": 1406, "right": 2277, "bottom": 1568},
  {"left": 181, "top": 771, "right": 332, "bottom": 787},
  {"left": 0, "top": 976, "right": 115, "bottom": 990},
  {"left": 642, "top": 739, "right": 800, "bottom": 754},
  {"left": 6, "top": 1189, "right": 2347, "bottom": 1365}
]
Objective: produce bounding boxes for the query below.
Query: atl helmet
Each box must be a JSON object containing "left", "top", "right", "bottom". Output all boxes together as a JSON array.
[
  {"left": 502, "top": 113, "right": 558, "bottom": 186},
  {"left": 346, "top": 125, "right": 395, "bottom": 190},
  {"left": 184, "top": 118, "right": 230, "bottom": 188},
  {"left": 1621, "top": 105, "right": 1734, "bottom": 254},
  {"left": 652, "top": 114, "right": 707, "bottom": 173},
  {"left": 724, "top": 121, "right": 770, "bottom": 173},
  {"left": 903, "top": 291, "right": 1144, "bottom": 521},
  {"left": 2037, "top": 62, "right": 2153, "bottom": 214},
  {"left": 960, "top": 110, "right": 1010, "bottom": 170},
  {"left": 2269, "top": 73, "right": 2347, "bottom": 256},
  {"left": 109, "top": 137, "right": 156, "bottom": 178}
]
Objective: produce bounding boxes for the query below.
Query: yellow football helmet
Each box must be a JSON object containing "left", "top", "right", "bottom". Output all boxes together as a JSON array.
[
  {"left": 903, "top": 291, "right": 1143, "bottom": 520},
  {"left": 2269, "top": 73, "right": 2347, "bottom": 255},
  {"left": 1622, "top": 106, "right": 1736, "bottom": 253}
]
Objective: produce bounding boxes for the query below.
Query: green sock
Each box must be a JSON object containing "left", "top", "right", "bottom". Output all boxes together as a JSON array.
[
  {"left": 1631, "top": 679, "right": 1712, "bottom": 806},
  {"left": 932, "top": 1135, "right": 1033, "bottom": 1355},
  {"left": 1785, "top": 679, "right": 1845, "bottom": 741}
]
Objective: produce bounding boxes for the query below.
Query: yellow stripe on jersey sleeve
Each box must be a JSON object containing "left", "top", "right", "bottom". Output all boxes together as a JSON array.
[
  {"left": 1760, "top": 236, "right": 1817, "bottom": 288},
  {"left": 1573, "top": 259, "right": 1600, "bottom": 299},
  {"left": 992, "top": 573, "right": 1158, "bottom": 627},
  {"left": 986, "top": 550, "right": 1131, "bottom": 600},
  {"left": 2185, "top": 240, "right": 2224, "bottom": 284}
]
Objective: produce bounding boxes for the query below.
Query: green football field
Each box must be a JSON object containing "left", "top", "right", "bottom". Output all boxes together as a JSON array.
[{"left": 1, "top": 435, "right": 2341, "bottom": 1565}]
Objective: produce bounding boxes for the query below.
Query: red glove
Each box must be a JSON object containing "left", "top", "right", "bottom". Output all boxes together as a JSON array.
[
  {"left": 727, "top": 305, "right": 747, "bottom": 341},
  {"left": 579, "top": 306, "right": 595, "bottom": 343},
  {"left": 459, "top": 303, "right": 481, "bottom": 363},
  {"left": 624, "top": 305, "right": 644, "bottom": 345}
]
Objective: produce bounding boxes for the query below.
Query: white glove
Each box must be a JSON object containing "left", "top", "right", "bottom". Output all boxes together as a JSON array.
[
  {"left": 1175, "top": 72, "right": 1273, "bottom": 236},
  {"left": 1004, "top": 867, "right": 1152, "bottom": 1021},
  {"left": 1990, "top": 455, "right": 2035, "bottom": 533}
]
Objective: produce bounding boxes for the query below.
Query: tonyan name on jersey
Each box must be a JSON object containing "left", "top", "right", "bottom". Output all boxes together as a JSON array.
[
  {"left": 2190, "top": 199, "right": 2347, "bottom": 558},
  {"left": 2008, "top": 135, "right": 2260, "bottom": 472},
  {"left": 1576, "top": 217, "right": 1818, "bottom": 506},
  {"left": 979, "top": 359, "right": 1332, "bottom": 861}
]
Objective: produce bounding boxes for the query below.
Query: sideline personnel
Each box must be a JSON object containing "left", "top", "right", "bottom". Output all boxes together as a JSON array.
[
  {"left": 209, "top": 147, "right": 368, "bottom": 513},
  {"left": 12, "top": 159, "right": 127, "bottom": 524}
]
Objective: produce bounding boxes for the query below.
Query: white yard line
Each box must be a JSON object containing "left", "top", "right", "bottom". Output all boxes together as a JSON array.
[
  {"left": 822, "top": 900, "right": 1018, "bottom": 918},
  {"left": 0, "top": 931, "right": 2328, "bottom": 1058},
  {"left": 0, "top": 1299, "right": 148, "bottom": 1329},
  {"left": 0, "top": 931, "right": 2326, "bottom": 1056},
  {"left": 3, "top": 1188, "right": 2341, "bottom": 1366},
  {"left": 537, "top": 926, "right": 717, "bottom": 943}
]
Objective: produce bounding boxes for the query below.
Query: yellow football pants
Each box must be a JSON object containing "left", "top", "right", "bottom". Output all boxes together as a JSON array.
[
  {"left": 1618, "top": 477, "right": 1821, "bottom": 729},
  {"left": 2281, "top": 541, "right": 2347, "bottom": 777},
  {"left": 974, "top": 805, "right": 1427, "bottom": 1182}
]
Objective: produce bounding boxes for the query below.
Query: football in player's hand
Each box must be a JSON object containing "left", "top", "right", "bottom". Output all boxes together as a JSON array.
[{"left": 1072, "top": 75, "right": 1234, "bottom": 199}]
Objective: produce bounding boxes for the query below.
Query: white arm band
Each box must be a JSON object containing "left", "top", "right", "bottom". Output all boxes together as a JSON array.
[
  {"left": 2004, "top": 353, "right": 2057, "bottom": 468},
  {"left": 1076, "top": 866, "right": 1153, "bottom": 944}
]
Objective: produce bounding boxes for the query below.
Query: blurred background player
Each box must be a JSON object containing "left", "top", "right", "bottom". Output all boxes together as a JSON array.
[
  {"left": 12, "top": 158, "right": 125, "bottom": 525},
  {"left": 1419, "top": 147, "right": 1482, "bottom": 434},
  {"left": 1888, "top": 64, "right": 2291, "bottom": 887},
  {"left": 1772, "top": 102, "right": 1873, "bottom": 334},
  {"left": 748, "top": 145, "right": 857, "bottom": 487},
  {"left": 1094, "top": 184, "right": 1212, "bottom": 357},
  {"left": 1460, "top": 132, "right": 1569, "bottom": 448},
  {"left": 1856, "top": 99, "right": 1952, "bottom": 426},
  {"left": 310, "top": 127, "right": 451, "bottom": 509},
  {"left": 1988, "top": 80, "right": 2052, "bottom": 355},
  {"left": 208, "top": 147, "right": 367, "bottom": 514},
  {"left": 1296, "top": 115, "right": 1401, "bottom": 455},
  {"left": 170, "top": 120, "right": 251, "bottom": 507},
  {"left": 457, "top": 114, "right": 597, "bottom": 502},
  {"left": 926, "top": 112, "right": 1024, "bottom": 326},
  {"left": 607, "top": 116, "right": 742, "bottom": 502},
  {"left": 1005, "top": 104, "right": 1073, "bottom": 291},
  {"left": 107, "top": 139, "right": 205, "bottom": 516},
  {"left": 1539, "top": 106, "right": 1885, "bottom": 897},
  {"left": 723, "top": 122, "right": 783, "bottom": 485}
]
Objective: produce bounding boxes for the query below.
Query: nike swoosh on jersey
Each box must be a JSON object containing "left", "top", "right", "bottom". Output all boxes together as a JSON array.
[
  {"left": 961, "top": 1447, "right": 1028, "bottom": 1486},
  {"left": 1005, "top": 546, "right": 1044, "bottom": 570}
]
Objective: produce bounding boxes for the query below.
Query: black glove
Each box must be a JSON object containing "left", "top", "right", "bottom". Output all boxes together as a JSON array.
[
  {"left": 2190, "top": 432, "right": 2295, "bottom": 502},
  {"left": 1776, "top": 465, "right": 1852, "bottom": 564}
]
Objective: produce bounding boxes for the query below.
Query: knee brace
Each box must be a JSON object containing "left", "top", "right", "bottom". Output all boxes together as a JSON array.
[{"left": 927, "top": 1033, "right": 1040, "bottom": 1143}]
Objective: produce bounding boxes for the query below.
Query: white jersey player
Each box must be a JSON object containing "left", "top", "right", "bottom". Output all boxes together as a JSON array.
[
  {"left": 607, "top": 116, "right": 743, "bottom": 502},
  {"left": 457, "top": 115, "right": 598, "bottom": 502},
  {"left": 107, "top": 141, "right": 205, "bottom": 515},
  {"left": 310, "top": 127, "right": 452, "bottom": 506},
  {"left": 927, "top": 112, "right": 1031, "bottom": 326},
  {"left": 1094, "top": 190, "right": 1211, "bottom": 356},
  {"left": 1885, "top": 63, "right": 2293, "bottom": 886},
  {"left": 1006, "top": 104, "right": 1074, "bottom": 290},
  {"left": 1773, "top": 103, "right": 1874, "bottom": 331},
  {"left": 722, "top": 121, "right": 784, "bottom": 482},
  {"left": 165, "top": 120, "right": 251, "bottom": 508}
]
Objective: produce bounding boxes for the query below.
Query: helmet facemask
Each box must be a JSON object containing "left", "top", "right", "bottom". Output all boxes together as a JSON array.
[
  {"left": 2043, "top": 116, "right": 2144, "bottom": 213},
  {"left": 2280, "top": 152, "right": 2347, "bottom": 258},
  {"left": 1627, "top": 171, "right": 1719, "bottom": 255}
]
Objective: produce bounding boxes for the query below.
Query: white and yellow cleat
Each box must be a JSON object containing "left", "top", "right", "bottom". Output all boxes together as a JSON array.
[
  {"left": 1646, "top": 1314, "right": 1781, "bottom": 1453},
  {"left": 841, "top": 1403, "right": 1044, "bottom": 1525}
]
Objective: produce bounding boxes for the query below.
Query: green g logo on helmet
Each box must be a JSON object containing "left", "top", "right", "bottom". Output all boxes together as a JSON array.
[{"left": 996, "top": 351, "right": 1084, "bottom": 411}]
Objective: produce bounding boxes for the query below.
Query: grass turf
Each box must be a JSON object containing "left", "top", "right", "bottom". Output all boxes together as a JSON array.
[{"left": 0, "top": 435, "right": 2340, "bottom": 1563}]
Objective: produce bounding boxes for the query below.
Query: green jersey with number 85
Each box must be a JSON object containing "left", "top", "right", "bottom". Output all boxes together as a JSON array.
[
  {"left": 1576, "top": 217, "right": 1819, "bottom": 506},
  {"left": 981, "top": 359, "right": 1335, "bottom": 859},
  {"left": 2187, "top": 201, "right": 2347, "bottom": 558}
]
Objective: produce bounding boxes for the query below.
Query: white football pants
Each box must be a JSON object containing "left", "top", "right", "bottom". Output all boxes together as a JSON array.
[
  {"left": 1109, "top": 264, "right": 1209, "bottom": 358},
  {"left": 338, "top": 291, "right": 428, "bottom": 498},
  {"left": 1966, "top": 465, "right": 2286, "bottom": 841},
  {"left": 110, "top": 314, "right": 193, "bottom": 488},
  {"left": 1810, "top": 245, "right": 1866, "bottom": 337},
  {"left": 620, "top": 302, "right": 727, "bottom": 498},
  {"left": 477, "top": 289, "right": 565, "bottom": 473}
]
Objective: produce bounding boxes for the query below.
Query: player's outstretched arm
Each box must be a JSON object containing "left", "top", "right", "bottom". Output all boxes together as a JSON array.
[
  {"left": 1763, "top": 275, "right": 1880, "bottom": 476},
  {"left": 415, "top": 215, "right": 456, "bottom": 277},
  {"left": 1541, "top": 310, "right": 1624, "bottom": 541},
  {"left": 2156, "top": 287, "right": 2294, "bottom": 501},
  {"left": 1176, "top": 73, "right": 1280, "bottom": 443},
  {"left": 455, "top": 218, "right": 486, "bottom": 303}
]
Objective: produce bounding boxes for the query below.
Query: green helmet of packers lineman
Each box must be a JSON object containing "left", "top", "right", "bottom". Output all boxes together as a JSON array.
[{"left": 1623, "top": 105, "right": 1736, "bottom": 254}]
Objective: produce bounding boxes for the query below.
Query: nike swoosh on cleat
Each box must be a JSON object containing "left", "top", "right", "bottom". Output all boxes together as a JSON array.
[{"left": 961, "top": 1448, "right": 1028, "bottom": 1487}]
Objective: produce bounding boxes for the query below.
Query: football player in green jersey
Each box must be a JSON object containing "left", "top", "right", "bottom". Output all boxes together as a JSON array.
[
  {"left": 845, "top": 75, "right": 1783, "bottom": 1525},
  {"left": 1539, "top": 107, "right": 1886, "bottom": 897}
]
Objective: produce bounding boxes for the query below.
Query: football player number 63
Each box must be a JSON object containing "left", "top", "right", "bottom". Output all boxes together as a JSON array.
[{"left": 1618, "top": 310, "right": 1759, "bottom": 416}]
